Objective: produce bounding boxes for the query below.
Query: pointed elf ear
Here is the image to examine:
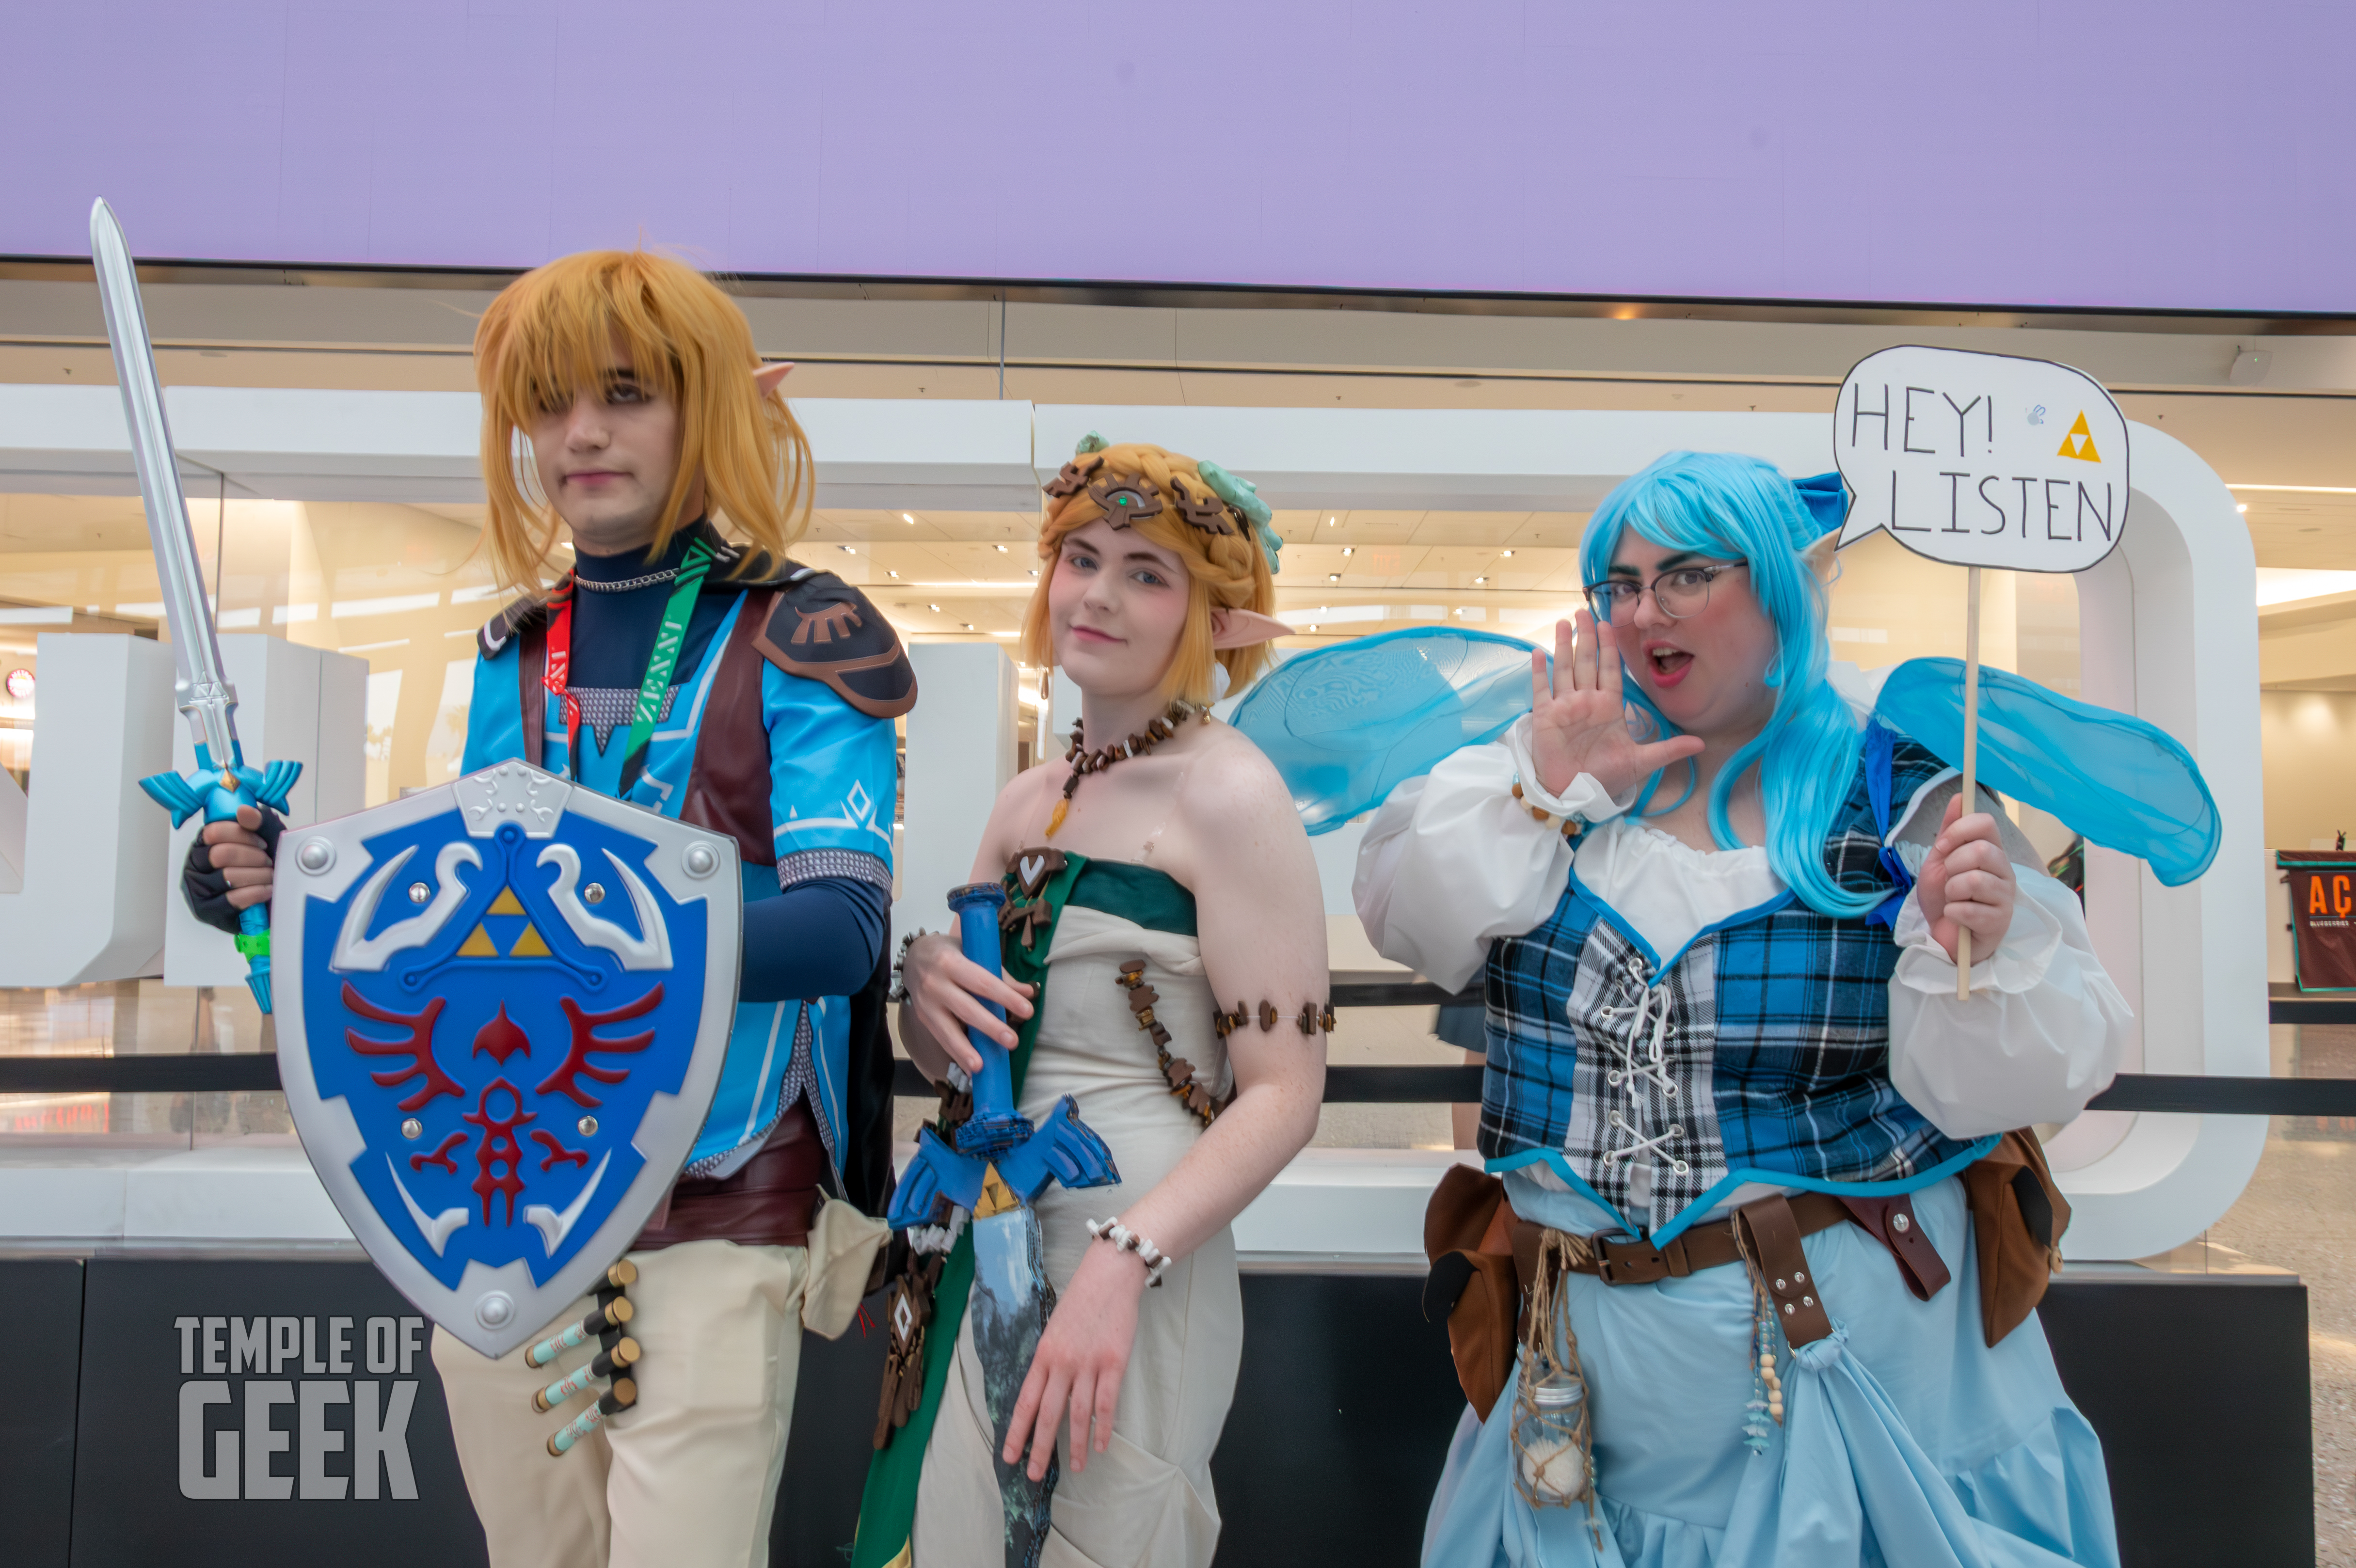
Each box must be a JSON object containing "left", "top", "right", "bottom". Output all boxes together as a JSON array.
[
  {"left": 1210, "top": 608, "right": 1294, "bottom": 649},
  {"left": 754, "top": 362, "right": 795, "bottom": 397},
  {"left": 1799, "top": 527, "right": 1842, "bottom": 586}
]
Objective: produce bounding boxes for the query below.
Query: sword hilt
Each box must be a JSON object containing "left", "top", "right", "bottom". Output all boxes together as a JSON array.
[
  {"left": 945, "top": 881, "right": 1031, "bottom": 1159},
  {"left": 139, "top": 743, "right": 302, "bottom": 1014}
]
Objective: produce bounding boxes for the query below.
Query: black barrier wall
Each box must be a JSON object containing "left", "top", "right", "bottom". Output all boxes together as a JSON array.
[
  {"left": 5, "top": 1259, "right": 2314, "bottom": 1568},
  {"left": 63, "top": 1260, "right": 486, "bottom": 1568}
]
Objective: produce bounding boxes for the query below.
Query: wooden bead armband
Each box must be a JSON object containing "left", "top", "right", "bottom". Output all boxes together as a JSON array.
[
  {"left": 1118, "top": 961, "right": 1231, "bottom": 1126},
  {"left": 1210, "top": 998, "right": 1337, "bottom": 1038}
]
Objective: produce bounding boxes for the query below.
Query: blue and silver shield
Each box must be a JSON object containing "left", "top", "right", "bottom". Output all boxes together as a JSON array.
[{"left": 273, "top": 761, "right": 741, "bottom": 1358}]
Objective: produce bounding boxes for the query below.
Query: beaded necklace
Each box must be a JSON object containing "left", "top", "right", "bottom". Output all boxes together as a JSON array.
[{"left": 1047, "top": 698, "right": 1202, "bottom": 839}]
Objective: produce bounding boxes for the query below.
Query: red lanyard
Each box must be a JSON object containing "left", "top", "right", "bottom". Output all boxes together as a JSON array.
[{"left": 540, "top": 538, "right": 714, "bottom": 782}]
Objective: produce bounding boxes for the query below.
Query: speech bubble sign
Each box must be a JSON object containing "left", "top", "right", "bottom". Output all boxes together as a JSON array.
[{"left": 1833, "top": 345, "right": 2130, "bottom": 573}]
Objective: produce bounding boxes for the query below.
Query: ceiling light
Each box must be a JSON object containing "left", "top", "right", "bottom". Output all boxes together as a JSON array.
[
  {"left": 841, "top": 545, "right": 856, "bottom": 553},
  {"left": 1327, "top": 518, "right": 1338, "bottom": 527},
  {"left": 1327, "top": 572, "right": 1341, "bottom": 582},
  {"left": 1308, "top": 623, "right": 1320, "bottom": 632},
  {"left": 903, "top": 513, "right": 916, "bottom": 524},
  {"left": 928, "top": 603, "right": 940, "bottom": 611},
  {"left": 962, "top": 623, "right": 974, "bottom": 631},
  {"left": 1341, "top": 547, "right": 1354, "bottom": 557},
  {"left": 2237, "top": 504, "right": 2249, "bottom": 513},
  {"left": 1475, "top": 575, "right": 1489, "bottom": 585},
  {"left": 1501, "top": 550, "right": 1515, "bottom": 557},
  {"left": 888, "top": 570, "right": 900, "bottom": 578},
  {"left": 1028, "top": 569, "right": 1038, "bottom": 576}
]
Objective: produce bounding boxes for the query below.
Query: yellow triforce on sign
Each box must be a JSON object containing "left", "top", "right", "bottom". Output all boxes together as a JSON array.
[{"left": 2057, "top": 411, "right": 2101, "bottom": 462}]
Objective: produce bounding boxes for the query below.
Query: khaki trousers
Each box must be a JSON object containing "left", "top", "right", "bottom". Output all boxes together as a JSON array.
[{"left": 433, "top": 1203, "right": 886, "bottom": 1568}]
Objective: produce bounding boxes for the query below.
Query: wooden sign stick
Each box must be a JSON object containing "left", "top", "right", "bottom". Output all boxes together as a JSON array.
[{"left": 1957, "top": 566, "right": 1982, "bottom": 1000}]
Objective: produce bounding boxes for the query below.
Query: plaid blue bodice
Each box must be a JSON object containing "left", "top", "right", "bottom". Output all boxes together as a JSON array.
[{"left": 1478, "top": 729, "right": 1988, "bottom": 1241}]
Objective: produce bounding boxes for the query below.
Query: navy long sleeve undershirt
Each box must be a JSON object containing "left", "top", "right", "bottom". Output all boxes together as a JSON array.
[
  {"left": 571, "top": 533, "right": 889, "bottom": 1003},
  {"left": 739, "top": 877, "right": 890, "bottom": 1002}
]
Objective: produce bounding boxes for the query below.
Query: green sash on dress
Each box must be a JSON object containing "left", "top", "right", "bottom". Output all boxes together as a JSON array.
[{"left": 851, "top": 852, "right": 1195, "bottom": 1568}]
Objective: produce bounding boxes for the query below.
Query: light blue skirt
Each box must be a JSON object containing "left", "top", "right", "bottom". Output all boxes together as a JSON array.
[{"left": 1422, "top": 1176, "right": 2118, "bottom": 1568}]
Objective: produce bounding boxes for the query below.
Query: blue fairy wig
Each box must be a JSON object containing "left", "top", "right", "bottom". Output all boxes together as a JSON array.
[{"left": 1579, "top": 451, "right": 1872, "bottom": 919}]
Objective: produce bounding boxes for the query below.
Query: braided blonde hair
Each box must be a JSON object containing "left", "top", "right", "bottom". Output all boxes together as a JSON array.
[{"left": 1019, "top": 442, "right": 1278, "bottom": 706}]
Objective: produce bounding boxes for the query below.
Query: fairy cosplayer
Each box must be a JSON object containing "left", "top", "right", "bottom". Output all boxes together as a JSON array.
[
  {"left": 188, "top": 250, "right": 913, "bottom": 1567},
  {"left": 855, "top": 438, "right": 1329, "bottom": 1568},
  {"left": 1355, "top": 453, "right": 2138, "bottom": 1566}
]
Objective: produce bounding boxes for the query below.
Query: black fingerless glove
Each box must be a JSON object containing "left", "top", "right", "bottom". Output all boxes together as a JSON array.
[{"left": 181, "top": 806, "right": 285, "bottom": 935}]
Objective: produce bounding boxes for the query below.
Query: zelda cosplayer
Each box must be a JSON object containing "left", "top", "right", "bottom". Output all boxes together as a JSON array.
[
  {"left": 856, "top": 439, "right": 1330, "bottom": 1568},
  {"left": 186, "top": 249, "right": 912, "bottom": 1568}
]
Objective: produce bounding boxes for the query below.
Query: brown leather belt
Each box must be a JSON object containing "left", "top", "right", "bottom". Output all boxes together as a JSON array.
[
  {"left": 1512, "top": 1188, "right": 1953, "bottom": 1349},
  {"left": 633, "top": 1097, "right": 827, "bottom": 1251}
]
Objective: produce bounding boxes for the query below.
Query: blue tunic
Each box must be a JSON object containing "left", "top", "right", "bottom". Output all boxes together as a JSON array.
[{"left": 463, "top": 584, "right": 899, "bottom": 1182}]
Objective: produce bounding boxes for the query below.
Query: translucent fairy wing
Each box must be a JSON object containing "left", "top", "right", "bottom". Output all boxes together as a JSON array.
[
  {"left": 1230, "top": 628, "right": 1540, "bottom": 835},
  {"left": 1873, "top": 657, "right": 2221, "bottom": 887}
]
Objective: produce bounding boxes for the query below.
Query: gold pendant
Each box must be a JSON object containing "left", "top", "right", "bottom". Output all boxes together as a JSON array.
[{"left": 1046, "top": 798, "right": 1069, "bottom": 838}]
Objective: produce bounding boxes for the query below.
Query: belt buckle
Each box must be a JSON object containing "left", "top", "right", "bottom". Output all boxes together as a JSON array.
[{"left": 1592, "top": 1233, "right": 1670, "bottom": 1286}]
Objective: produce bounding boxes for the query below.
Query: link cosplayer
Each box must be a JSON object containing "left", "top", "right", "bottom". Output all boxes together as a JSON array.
[
  {"left": 191, "top": 251, "right": 913, "bottom": 1567},
  {"left": 1362, "top": 453, "right": 2133, "bottom": 1566}
]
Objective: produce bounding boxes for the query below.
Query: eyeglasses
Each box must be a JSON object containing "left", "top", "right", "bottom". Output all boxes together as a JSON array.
[{"left": 1582, "top": 562, "right": 1748, "bottom": 623}]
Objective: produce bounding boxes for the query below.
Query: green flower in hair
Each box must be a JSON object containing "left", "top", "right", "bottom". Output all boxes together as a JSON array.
[
  {"left": 1195, "top": 460, "right": 1271, "bottom": 527},
  {"left": 1197, "top": 459, "right": 1281, "bottom": 575},
  {"left": 1075, "top": 431, "right": 1110, "bottom": 455}
]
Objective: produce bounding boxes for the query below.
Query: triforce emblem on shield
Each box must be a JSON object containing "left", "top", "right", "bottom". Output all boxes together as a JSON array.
[{"left": 274, "top": 762, "right": 741, "bottom": 1358}]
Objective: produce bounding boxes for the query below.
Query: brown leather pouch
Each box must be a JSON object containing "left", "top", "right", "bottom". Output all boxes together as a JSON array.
[
  {"left": 1421, "top": 1164, "right": 1522, "bottom": 1421},
  {"left": 1960, "top": 1129, "right": 2071, "bottom": 1347}
]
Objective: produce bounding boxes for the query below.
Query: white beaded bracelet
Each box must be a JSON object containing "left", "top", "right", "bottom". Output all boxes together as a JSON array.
[{"left": 1086, "top": 1216, "right": 1172, "bottom": 1286}]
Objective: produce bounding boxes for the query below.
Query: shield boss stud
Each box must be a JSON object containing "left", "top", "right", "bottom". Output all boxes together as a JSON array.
[
  {"left": 683, "top": 843, "right": 718, "bottom": 878},
  {"left": 400, "top": 1118, "right": 423, "bottom": 1140},
  {"left": 476, "top": 1292, "right": 515, "bottom": 1329},
  {"left": 297, "top": 839, "right": 334, "bottom": 874}
]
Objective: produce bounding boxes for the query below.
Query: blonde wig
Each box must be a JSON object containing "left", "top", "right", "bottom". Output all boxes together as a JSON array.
[
  {"left": 474, "top": 250, "right": 812, "bottom": 593},
  {"left": 1019, "top": 442, "right": 1279, "bottom": 706}
]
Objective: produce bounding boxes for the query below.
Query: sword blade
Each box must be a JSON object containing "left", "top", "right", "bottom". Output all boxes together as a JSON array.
[
  {"left": 89, "top": 197, "right": 237, "bottom": 766},
  {"left": 970, "top": 1199, "right": 1056, "bottom": 1568}
]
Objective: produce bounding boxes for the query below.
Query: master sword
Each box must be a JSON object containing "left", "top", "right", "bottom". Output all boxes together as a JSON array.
[
  {"left": 90, "top": 198, "right": 300, "bottom": 1012},
  {"left": 887, "top": 882, "right": 1119, "bottom": 1567}
]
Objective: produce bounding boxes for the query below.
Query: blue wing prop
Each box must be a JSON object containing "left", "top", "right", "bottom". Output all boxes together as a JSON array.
[
  {"left": 1229, "top": 627, "right": 1542, "bottom": 835},
  {"left": 1874, "top": 657, "right": 2221, "bottom": 887},
  {"left": 1235, "top": 629, "right": 2222, "bottom": 889}
]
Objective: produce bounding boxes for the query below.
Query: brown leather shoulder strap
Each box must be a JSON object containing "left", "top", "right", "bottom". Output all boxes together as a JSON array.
[
  {"left": 678, "top": 588, "right": 782, "bottom": 869},
  {"left": 518, "top": 618, "right": 548, "bottom": 771}
]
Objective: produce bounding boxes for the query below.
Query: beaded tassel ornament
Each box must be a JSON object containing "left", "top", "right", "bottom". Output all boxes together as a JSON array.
[{"left": 1734, "top": 1224, "right": 1786, "bottom": 1452}]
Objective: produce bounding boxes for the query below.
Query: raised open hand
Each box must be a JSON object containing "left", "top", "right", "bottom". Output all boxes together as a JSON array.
[{"left": 1527, "top": 612, "right": 1705, "bottom": 800}]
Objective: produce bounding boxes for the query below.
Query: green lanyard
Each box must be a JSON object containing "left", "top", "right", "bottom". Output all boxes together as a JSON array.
[{"left": 543, "top": 536, "right": 716, "bottom": 781}]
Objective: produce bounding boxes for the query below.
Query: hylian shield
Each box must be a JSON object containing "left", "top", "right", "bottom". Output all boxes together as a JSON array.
[{"left": 274, "top": 760, "right": 740, "bottom": 1358}]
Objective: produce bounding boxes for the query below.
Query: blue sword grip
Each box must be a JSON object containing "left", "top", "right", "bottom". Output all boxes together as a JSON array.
[
  {"left": 138, "top": 743, "right": 302, "bottom": 1015},
  {"left": 947, "top": 882, "right": 1015, "bottom": 1126}
]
